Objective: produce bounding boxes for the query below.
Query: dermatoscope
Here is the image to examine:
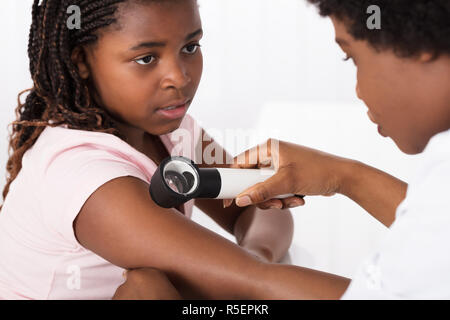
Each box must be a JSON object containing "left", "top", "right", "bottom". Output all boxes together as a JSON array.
[{"left": 149, "top": 156, "right": 304, "bottom": 208}]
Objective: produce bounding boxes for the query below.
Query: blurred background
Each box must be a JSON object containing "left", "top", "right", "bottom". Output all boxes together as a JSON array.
[{"left": 0, "top": 0, "right": 424, "bottom": 279}]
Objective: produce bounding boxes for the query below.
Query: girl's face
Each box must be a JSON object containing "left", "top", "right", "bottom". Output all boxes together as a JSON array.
[
  {"left": 75, "top": 0, "right": 203, "bottom": 137},
  {"left": 331, "top": 17, "right": 450, "bottom": 155}
]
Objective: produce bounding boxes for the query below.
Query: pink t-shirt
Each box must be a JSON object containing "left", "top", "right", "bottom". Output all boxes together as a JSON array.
[{"left": 0, "top": 114, "right": 202, "bottom": 300}]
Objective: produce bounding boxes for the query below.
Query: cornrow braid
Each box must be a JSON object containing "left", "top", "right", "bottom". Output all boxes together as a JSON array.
[{"left": 1, "top": 0, "right": 132, "bottom": 210}]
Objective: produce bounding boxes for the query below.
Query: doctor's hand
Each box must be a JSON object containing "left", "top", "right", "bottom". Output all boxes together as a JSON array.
[{"left": 224, "top": 139, "right": 353, "bottom": 210}]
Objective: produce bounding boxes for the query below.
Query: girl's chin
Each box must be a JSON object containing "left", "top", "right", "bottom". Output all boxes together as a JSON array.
[{"left": 149, "top": 117, "right": 185, "bottom": 136}]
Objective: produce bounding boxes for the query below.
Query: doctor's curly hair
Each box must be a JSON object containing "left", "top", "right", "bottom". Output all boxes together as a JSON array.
[
  {"left": 1, "top": 0, "right": 166, "bottom": 210},
  {"left": 307, "top": 0, "right": 450, "bottom": 58}
]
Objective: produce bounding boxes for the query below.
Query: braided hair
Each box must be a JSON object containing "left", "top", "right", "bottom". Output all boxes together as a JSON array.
[{"left": 1, "top": 0, "right": 133, "bottom": 210}]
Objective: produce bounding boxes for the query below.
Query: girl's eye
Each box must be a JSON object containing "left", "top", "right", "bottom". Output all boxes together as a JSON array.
[
  {"left": 182, "top": 43, "right": 201, "bottom": 55},
  {"left": 135, "top": 55, "right": 155, "bottom": 65}
]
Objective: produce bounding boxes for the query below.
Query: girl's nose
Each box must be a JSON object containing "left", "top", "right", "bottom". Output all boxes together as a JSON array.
[{"left": 160, "top": 59, "right": 191, "bottom": 90}]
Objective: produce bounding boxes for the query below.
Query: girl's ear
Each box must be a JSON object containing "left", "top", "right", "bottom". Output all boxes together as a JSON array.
[{"left": 71, "top": 46, "right": 90, "bottom": 79}]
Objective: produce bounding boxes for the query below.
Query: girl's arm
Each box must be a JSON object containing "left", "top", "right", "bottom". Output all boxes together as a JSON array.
[
  {"left": 194, "top": 198, "right": 294, "bottom": 263},
  {"left": 194, "top": 129, "right": 294, "bottom": 263},
  {"left": 73, "top": 176, "right": 350, "bottom": 299}
]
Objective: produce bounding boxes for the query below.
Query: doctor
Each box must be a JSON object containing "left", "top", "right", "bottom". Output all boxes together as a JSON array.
[{"left": 227, "top": 0, "right": 450, "bottom": 299}]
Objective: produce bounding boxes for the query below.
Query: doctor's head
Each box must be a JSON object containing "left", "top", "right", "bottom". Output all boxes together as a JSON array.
[{"left": 308, "top": 0, "right": 450, "bottom": 155}]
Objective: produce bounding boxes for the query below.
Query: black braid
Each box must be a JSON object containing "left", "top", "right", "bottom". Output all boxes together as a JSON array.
[{"left": 1, "top": 0, "right": 135, "bottom": 210}]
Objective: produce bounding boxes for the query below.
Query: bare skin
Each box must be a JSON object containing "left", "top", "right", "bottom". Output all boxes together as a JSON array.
[
  {"left": 113, "top": 268, "right": 182, "bottom": 300},
  {"left": 71, "top": 0, "right": 337, "bottom": 300},
  {"left": 231, "top": 18, "right": 450, "bottom": 228},
  {"left": 69, "top": 3, "right": 450, "bottom": 299},
  {"left": 75, "top": 174, "right": 349, "bottom": 299},
  {"left": 229, "top": 139, "right": 407, "bottom": 228}
]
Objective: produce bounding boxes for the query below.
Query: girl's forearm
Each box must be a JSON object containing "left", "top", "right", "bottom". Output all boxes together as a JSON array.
[
  {"left": 251, "top": 263, "right": 351, "bottom": 300},
  {"left": 234, "top": 206, "right": 294, "bottom": 263},
  {"left": 169, "top": 257, "right": 350, "bottom": 300}
]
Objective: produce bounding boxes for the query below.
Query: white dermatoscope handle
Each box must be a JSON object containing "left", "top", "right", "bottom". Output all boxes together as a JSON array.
[{"left": 215, "top": 168, "right": 295, "bottom": 199}]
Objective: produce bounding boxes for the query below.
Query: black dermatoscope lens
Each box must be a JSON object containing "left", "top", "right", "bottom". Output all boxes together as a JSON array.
[
  {"left": 164, "top": 170, "right": 196, "bottom": 195},
  {"left": 150, "top": 156, "right": 207, "bottom": 208}
]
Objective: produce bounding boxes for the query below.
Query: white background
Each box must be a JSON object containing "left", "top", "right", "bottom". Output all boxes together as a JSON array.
[{"left": 0, "top": 0, "right": 424, "bottom": 279}]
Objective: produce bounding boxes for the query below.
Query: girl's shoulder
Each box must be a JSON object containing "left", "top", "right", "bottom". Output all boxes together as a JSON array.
[
  {"left": 25, "top": 125, "right": 151, "bottom": 183},
  {"left": 35, "top": 114, "right": 201, "bottom": 155},
  {"left": 36, "top": 124, "right": 128, "bottom": 151},
  {"left": 28, "top": 113, "right": 202, "bottom": 179}
]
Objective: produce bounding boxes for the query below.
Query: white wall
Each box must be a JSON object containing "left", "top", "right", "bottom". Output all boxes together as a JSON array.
[
  {"left": 191, "top": 0, "right": 358, "bottom": 130},
  {"left": 1, "top": 0, "right": 423, "bottom": 279},
  {"left": 0, "top": 0, "right": 35, "bottom": 189}
]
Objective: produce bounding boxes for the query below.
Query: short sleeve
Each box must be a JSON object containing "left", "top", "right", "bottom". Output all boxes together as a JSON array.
[{"left": 39, "top": 145, "right": 149, "bottom": 248}]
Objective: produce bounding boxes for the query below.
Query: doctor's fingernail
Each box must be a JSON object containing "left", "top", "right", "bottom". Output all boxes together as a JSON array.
[
  {"left": 236, "top": 196, "right": 252, "bottom": 207},
  {"left": 223, "top": 199, "right": 233, "bottom": 208}
]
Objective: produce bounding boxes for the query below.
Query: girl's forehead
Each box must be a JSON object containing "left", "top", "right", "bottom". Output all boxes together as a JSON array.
[
  {"left": 111, "top": 0, "right": 201, "bottom": 39},
  {"left": 89, "top": 0, "right": 202, "bottom": 57}
]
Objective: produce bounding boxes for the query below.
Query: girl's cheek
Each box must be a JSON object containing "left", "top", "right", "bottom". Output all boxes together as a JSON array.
[{"left": 191, "top": 52, "right": 204, "bottom": 80}]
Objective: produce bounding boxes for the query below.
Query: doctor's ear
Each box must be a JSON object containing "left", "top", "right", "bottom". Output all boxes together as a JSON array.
[
  {"left": 418, "top": 52, "right": 436, "bottom": 63},
  {"left": 71, "top": 46, "right": 90, "bottom": 80}
]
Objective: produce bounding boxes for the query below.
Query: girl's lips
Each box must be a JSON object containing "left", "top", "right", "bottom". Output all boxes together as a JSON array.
[{"left": 156, "top": 101, "right": 190, "bottom": 120}]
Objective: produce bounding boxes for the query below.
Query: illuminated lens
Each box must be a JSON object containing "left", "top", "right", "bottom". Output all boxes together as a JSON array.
[{"left": 164, "top": 171, "right": 196, "bottom": 195}]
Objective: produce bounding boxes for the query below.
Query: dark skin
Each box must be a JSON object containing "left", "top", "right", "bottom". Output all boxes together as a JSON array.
[
  {"left": 113, "top": 268, "right": 182, "bottom": 300},
  {"left": 231, "top": 17, "right": 450, "bottom": 231},
  {"left": 71, "top": 1, "right": 344, "bottom": 300},
  {"left": 74, "top": 4, "right": 450, "bottom": 298}
]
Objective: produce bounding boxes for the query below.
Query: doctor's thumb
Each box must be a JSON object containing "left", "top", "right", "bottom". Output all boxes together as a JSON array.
[{"left": 235, "top": 172, "right": 289, "bottom": 207}]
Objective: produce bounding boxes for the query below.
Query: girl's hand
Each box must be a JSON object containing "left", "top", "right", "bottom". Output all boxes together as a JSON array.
[{"left": 225, "top": 139, "right": 353, "bottom": 210}]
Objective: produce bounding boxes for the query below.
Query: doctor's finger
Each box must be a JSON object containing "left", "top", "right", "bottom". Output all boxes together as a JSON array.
[
  {"left": 255, "top": 199, "right": 284, "bottom": 210},
  {"left": 230, "top": 139, "right": 278, "bottom": 169},
  {"left": 257, "top": 196, "right": 305, "bottom": 210},
  {"left": 280, "top": 196, "right": 306, "bottom": 209},
  {"left": 235, "top": 169, "right": 293, "bottom": 206},
  {"left": 223, "top": 199, "right": 233, "bottom": 208}
]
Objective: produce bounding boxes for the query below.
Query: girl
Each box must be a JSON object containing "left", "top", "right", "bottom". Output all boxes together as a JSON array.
[
  {"left": 0, "top": 0, "right": 298, "bottom": 299},
  {"left": 0, "top": 0, "right": 305, "bottom": 299}
]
